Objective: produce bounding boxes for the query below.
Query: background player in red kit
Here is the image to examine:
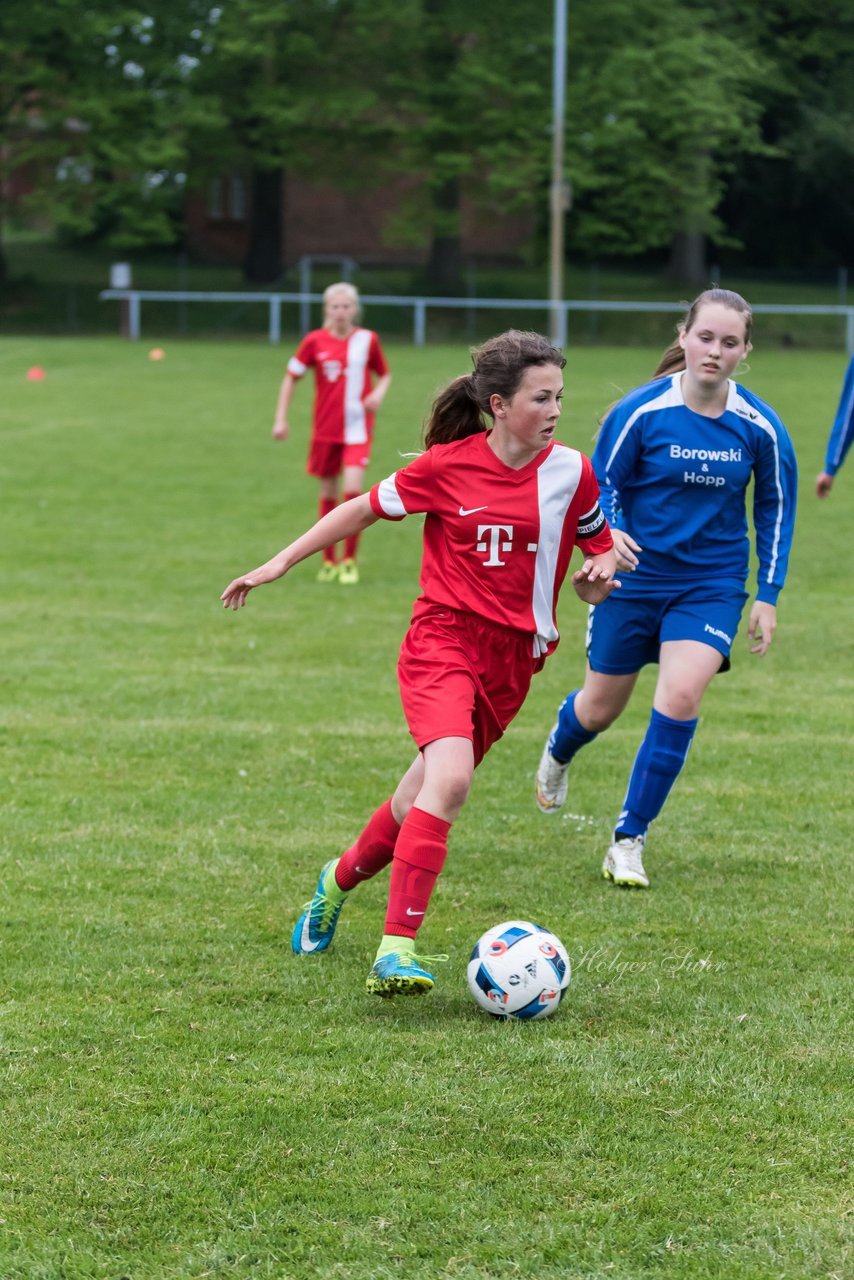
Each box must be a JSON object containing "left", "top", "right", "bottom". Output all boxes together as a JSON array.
[
  {"left": 224, "top": 331, "right": 619, "bottom": 998},
  {"left": 272, "top": 282, "right": 391, "bottom": 584}
]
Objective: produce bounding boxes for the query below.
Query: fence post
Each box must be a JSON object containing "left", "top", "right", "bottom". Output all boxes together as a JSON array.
[
  {"left": 299, "top": 260, "right": 311, "bottom": 334},
  {"left": 847, "top": 309, "right": 854, "bottom": 356},
  {"left": 128, "top": 293, "right": 141, "bottom": 341},
  {"left": 269, "top": 297, "right": 281, "bottom": 344},
  {"left": 414, "top": 299, "right": 426, "bottom": 347}
]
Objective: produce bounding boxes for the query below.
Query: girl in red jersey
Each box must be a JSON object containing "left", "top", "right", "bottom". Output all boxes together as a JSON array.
[
  {"left": 224, "top": 331, "right": 619, "bottom": 998},
  {"left": 272, "top": 282, "right": 391, "bottom": 585}
]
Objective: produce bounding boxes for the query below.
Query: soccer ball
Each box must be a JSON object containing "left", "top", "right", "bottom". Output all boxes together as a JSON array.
[{"left": 467, "top": 920, "right": 571, "bottom": 1020}]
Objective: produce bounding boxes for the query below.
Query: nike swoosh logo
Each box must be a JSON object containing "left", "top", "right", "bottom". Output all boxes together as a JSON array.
[
  {"left": 355, "top": 865, "right": 369, "bottom": 875},
  {"left": 405, "top": 907, "right": 425, "bottom": 916},
  {"left": 300, "top": 917, "right": 321, "bottom": 951},
  {"left": 459, "top": 504, "right": 488, "bottom": 517}
]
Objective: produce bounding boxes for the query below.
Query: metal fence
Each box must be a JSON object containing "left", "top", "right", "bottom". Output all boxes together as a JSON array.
[{"left": 99, "top": 289, "right": 854, "bottom": 352}]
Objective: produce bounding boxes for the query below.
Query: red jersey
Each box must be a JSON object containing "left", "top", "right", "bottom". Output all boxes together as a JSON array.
[
  {"left": 287, "top": 327, "right": 389, "bottom": 445},
  {"left": 369, "top": 432, "right": 613, "bottom": 658}
]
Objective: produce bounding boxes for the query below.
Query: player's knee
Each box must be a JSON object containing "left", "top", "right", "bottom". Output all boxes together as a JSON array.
[
  {"left": 580, "top": 697, "right": 623, "bottom": 733},
  {"left": 660, "top": 686, "right": 702, "bottom": 720},
  {"left": 434, "top": 772, "right": 472, "bottom": 816}
]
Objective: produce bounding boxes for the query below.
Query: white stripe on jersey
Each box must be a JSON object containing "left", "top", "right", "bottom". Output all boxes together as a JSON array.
[
  {"left": 585, "top": 602, "right": 595, "bottom": 652},
  {"left": 376, "top": 473, "right": 406, "bottom": 517},
  {"left": 531, "top": 446, "right": 584, "bottom": 656},
  {"left": 732, "top": 391, "right": 785, "bottom": 586},
  {"left": 288, "top": 356, "right": 307, "bottom": 376},
  {"left": 604, "top": 376, "right": 683, "bottom": 476},
  {"left": 344, "top": 330, "right": 371, "bottom": 445}
]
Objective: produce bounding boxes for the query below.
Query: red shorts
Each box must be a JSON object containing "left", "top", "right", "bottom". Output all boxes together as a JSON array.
[
  {"left": 397, "top": 606, "right": 539, "bottom": 766},
  {"left": 307, "top": 436, "right": 373, "bottom": 478}
]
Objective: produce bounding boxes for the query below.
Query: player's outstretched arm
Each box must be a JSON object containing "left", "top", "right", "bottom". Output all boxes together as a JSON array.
[
  {"left": 221, "top": 494, "right": 379, "bottom": 610},
  {"left": 570, "top": 550, "right": 621, "bottom": 605}
]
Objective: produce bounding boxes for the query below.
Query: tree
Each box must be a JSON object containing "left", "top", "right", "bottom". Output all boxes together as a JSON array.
[
  {"left": 719, "top": 0, "right": 854, "bottom": 268},
  {"left": 183, "top": 0, "right": 394, "bottom": 283},
  {"left": 376, "top": 0, "right": 554, "bottom": 292},
  {"left": 0, "top": 0, "right": 208, "bottom": 274},
  {"left": 566, "top": 0, "right": 773, "bottom": 283}
]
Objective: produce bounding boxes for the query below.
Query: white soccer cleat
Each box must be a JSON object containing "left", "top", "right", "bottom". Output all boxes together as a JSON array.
[
  {"left": 535, "top": 728, "right": 570, "bottom": 814},
  {"left": 602, "top": 835, "right": 649, "bottom": 889}
]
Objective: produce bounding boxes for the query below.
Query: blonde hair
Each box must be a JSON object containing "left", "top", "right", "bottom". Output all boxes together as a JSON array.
[
  {"left": 653, "top": 288, "right": 753, "bottom": 379},
  {"left": 424, "top": 330, "right": 565, "bottom": 449}
]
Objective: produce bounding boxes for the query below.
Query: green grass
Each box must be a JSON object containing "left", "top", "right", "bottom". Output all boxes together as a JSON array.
[{"left": 0, "top": 337, "right": 851, "bottom": 1279}]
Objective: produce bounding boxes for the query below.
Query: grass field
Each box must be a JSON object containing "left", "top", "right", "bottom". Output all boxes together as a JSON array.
[{"left": 1, "top": 336, "right": 851, "bottom": 1279}]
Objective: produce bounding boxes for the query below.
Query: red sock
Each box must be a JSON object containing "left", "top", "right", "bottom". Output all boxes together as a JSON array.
[
  {"left": 343, "top": 492, "right": 361, "bottom": 560},
  {"left": 384, "top": 806, "right": 451, "bottom": 939},
  {"left": 319, "top": 496, "right": 337, "bottom": 564},
  {"left": 335, "top": 799, "right": 400, "bottom": 891}
]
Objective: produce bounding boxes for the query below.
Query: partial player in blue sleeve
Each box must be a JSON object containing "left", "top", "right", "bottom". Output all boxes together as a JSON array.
[
  {"left": 534, "top": 289, "right": 798, "bottom": 890},
  {"left": 816, "top": 354, "right": 854, "bottom": 498}
]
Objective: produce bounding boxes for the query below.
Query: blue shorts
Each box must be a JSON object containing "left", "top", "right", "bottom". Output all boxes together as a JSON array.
[{"left": 586, "top": 581, "right": 749, "bottom": 676}]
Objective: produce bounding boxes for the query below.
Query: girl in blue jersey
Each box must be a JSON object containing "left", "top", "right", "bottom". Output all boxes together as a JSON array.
[
  {"left": 535, "top": 289, "right": 798, "bottom": 888},
  {"left": 816, "top": 354, "right": 854, "bottom": 498}
]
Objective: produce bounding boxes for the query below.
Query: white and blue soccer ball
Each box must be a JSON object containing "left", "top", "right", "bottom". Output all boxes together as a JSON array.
[{"left": 467, "top": 920, "right": 571, "bottom": 1020}]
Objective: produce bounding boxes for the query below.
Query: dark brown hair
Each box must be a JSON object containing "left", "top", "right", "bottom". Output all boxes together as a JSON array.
[
  {"left": 653, "top": 288, "right": 753, "bottom": 379},
  {"left": 424, "top": 330, "right": 565, "bottom": 448}
]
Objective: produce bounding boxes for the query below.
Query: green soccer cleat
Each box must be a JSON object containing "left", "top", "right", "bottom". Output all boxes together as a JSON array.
[
  {"left": 338, "top": 558, "right": 360, "bottom": 585},
  {"left": 316, "top": 561, "right": 340, "bottom": 583}
]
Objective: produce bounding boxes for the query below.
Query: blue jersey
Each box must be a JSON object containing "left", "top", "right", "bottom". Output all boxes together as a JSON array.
[
  {"left": 594, "top": 371, "right": 797, "bottom": 605},
  {"left": 824, "top": 355, "right": 854, "bottom": 477}
]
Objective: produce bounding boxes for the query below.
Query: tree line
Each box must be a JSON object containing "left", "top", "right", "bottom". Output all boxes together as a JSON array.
[{"left": 1, "top": 0, "right": 851, "bottom": 287}]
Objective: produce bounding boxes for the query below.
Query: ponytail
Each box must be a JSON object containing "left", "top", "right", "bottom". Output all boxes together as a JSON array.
[
  {"left": 652, "top": 339, "right": 686, "bottom": 379},
  {"left": 424, "top": 375, "right": 485, "bottom": 448}
]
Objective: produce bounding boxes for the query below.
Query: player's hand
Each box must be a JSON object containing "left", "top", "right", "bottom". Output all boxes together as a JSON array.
[
  {"left": 272, "top": 419, "right": 289, "bottom": 441},
  {"left": 571, "top": 559, "right": 621, "bottom": 605},
  {"left": 816, "top": 471, "right": 833, "bottom": 498},
  {"left": 612, "top": 528, "right": 642, "bottom": 571},
  {"left": 221, "top": 575, "right": 260, "bottom": 610},
  {"left": 362, "top": 391, "right": 383, "bottom": 413},
  {"left": 747, "top": 600, "right": 776, "bottom": 656}
]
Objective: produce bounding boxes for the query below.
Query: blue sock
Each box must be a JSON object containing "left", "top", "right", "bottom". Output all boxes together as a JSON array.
[
  {"left": 550, "top": 690, "right": 598, "bottom": 764},
  {"left": 616, "top": 708, "right": 698, "bottom": 840}
]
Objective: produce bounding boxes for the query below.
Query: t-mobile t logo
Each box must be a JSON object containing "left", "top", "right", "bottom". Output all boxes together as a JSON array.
[{"left": 477, "top": 523, "right": 514, "bottom": 566}]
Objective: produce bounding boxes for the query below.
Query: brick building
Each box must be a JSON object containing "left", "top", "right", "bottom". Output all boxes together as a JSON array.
[{"left": 184, "top": 170, "right": 534, "bottom": 270}]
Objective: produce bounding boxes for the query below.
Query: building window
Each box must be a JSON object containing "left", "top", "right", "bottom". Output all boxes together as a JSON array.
[
  {"left": 208, "top": 177, "right": 224, "bottom": 219},
  {"left": 230, "top": 176, "right": 246, "bottom": 220}
]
